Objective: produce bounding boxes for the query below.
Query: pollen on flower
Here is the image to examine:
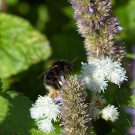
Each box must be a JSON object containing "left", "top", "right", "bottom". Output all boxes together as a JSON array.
[
  {"left": 101, "top": 105, "right": 119, "bottom": 122},
  {"left": 30, "top": 95, "right": 60, "bottom": 133}
]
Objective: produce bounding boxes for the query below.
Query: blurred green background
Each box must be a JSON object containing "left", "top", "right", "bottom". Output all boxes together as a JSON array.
[{"left": 0, "top": 0, "right": 135, "bottom": 135}]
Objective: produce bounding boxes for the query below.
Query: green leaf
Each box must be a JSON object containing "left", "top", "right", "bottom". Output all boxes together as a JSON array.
[
  {"left": 128, "top": 95, "right": 135, "bottom": 108},
  {"left": 126, "top": 1, "right": 135, "bottom": 29},
  {"left": 0, "top": 91, "right": 61, "bottom": 135},
  {"left": 115, "top": 1, "right": 135, "bottom": 42},
  {"left": 0, "top": 91, "right": 34, "bottom": 134},
  {"left": 0, "top": 13, "right": 51, "bottom": 78},
  {"left": 29, "top": 128, "right": 47, "bottom": 135},
  {"left": 126, "top": 53, "right": 135, "bottom": 59},
  {"left": 0, "top": 79, "right": 2, "bottom": 92},
  {"left": 48, "top": 124, "right": 61, "bottom": 135}
]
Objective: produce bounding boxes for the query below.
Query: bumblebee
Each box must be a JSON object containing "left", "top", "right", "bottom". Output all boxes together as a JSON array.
[{"left": 43, "top": 60, "right": 72, "bottom": 98}]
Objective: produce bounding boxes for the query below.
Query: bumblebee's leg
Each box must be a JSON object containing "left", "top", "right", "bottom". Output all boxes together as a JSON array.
[
  {"left": 44, "top": 81, "right": 60, "bottom": 98},
  {"left": 48, "top": 89, "right": 59, "bottom": 98}
]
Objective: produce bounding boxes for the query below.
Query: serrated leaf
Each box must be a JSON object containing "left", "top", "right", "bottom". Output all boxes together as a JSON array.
[
  {"left": 0, "top": 91, "right": 34, "bottom": 135},
  {"left": 0, "top": 13, "right": 51, "bottom": 78},
  {"left": 0, "top": 91, "right": 61, "bottom": 135}
]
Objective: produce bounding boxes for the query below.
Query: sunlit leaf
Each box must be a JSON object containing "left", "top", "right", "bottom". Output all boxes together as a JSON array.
[
  {"left": 0, "top": 13, "right": 51, "bottom": 78},
  {"left": 0, "top": 79, "right": 2, "bottom": 93}
]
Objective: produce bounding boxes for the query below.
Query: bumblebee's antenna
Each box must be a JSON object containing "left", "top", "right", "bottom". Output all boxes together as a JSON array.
[
  {"left": 70, "top": 57, "right": 79, "bottom": 75},
  {"left": 71, "top": 57, "right": 79, "bottom": 63},
  {"left": 37, "top": 71, "right": 46, "bottom": 79}
]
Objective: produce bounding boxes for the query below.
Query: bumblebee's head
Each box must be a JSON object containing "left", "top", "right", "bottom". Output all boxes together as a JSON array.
[
  {"left": 64, "top": 61, "right": 72, "bottom": 72},
  {"left": 52, "top": 60, "right": 72, "bottom": 73}
]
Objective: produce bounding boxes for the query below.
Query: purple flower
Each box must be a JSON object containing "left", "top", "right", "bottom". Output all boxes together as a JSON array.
[
  {"left": 53, "top": 97, "right": 63, "bottom": 103},
  {"left": 89, "top": 7, "right": 94, "bottom": 14},
  {"left": 117, "top": 26, "right": 123, "bottom": 31},
  {"left": 100, "top": 21, "right": 104, "bottom": 26}
]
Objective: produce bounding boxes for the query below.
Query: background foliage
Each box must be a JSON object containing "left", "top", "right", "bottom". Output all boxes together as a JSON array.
[{"left": 0, "top": 0, "right": 135, "bottom": 135}]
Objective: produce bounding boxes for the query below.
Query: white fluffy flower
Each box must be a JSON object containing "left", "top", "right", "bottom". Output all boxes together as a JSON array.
[
  {"left": 89, "top": 77, "right": 108, "bottom": 92},
  {"left": 30, "top": 96, "right": 60, "bottom": 133},
  {"left": 80, "top": 62, "right": 108, "bottom": 92},
  {"left": 30, "top": 96, "right": 60, "bottom": 121},
  {"left": 38, "top": 119, "right": 54, "bottom": 133},
  {"left": 107, "top": 61, "right": 127, "bottom": 86},
  {"left": 80, "top": 57, "right": 127, "bottom": 92},
  {"left": 101, "top": 105, "right": 119, "bottom": 122},
  {"left": 91, "top": 58, "right": 111, "bottom": 78},
  {"left": 98, "top": 58, "right": 127, "bottom": 86},
  {"left": 89, "top": 104, "right": 100, "bottom": 120}
]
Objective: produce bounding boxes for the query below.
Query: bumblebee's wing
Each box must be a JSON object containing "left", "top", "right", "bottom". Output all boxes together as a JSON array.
[
  {"left": 45, "top": 66, "right": 64, "bottom": 89},
  {"left": 44, "top": 73, "right": 61, "bottom": 90},
  {"left": 37, "top": 65, "right": 59, "bottom": 79}
]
